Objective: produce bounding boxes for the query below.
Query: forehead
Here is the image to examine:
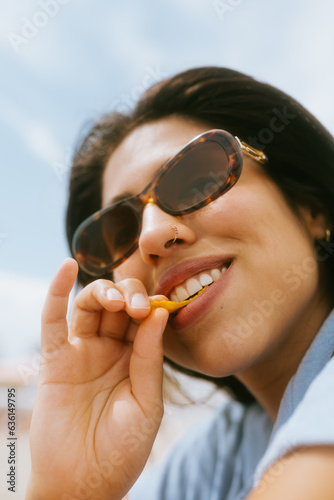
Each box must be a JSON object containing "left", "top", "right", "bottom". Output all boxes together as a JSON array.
[{"left": 102, "top": 116, "right": 211, "bottom": 206}]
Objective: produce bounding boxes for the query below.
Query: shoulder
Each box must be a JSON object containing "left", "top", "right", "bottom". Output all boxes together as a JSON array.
[
  {"left": 253, "top": 354, "right": 334, "bottom": 488},
  {"left": 248, "top": 445, "right": 334, "bottom": 500},
  {"left": 130, "top": 398, "right": 266, "bottom": 500}
]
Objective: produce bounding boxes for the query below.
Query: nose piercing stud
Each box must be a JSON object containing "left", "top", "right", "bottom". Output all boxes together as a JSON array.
[{"left": 171, "top": 224, "right": 178, "bottom": 244}]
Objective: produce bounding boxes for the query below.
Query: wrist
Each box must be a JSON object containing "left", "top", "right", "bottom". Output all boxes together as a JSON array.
[
  {"left": 26, "top": 474, "right": 129, "bottom": 500},
  {"left": 25, "top": 475, "right": 64, "bottom": 500}
]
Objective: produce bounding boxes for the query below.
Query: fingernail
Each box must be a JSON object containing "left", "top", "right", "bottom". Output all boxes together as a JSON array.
[
  {"left": 131, "top": 293, "right": 150, "bottom": 309},
  {"left": 106, "top": 288, "right": 124, "bottom": 301}
]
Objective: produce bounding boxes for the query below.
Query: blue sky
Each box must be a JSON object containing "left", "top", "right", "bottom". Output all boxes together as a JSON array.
[{"left": 1, "top": 0, "right": 334, "bottom": 357}]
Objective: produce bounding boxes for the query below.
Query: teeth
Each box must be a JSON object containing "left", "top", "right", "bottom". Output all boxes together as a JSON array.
[
  {"left": 211, "top": 268, "right": 222, "bottom": 281},
  {"left": 174, "top": 286, "right": 189, "bottom": 302},
  {"left": 169, "top": 263, "right": 230, "bottom": 302},
  {"left": 185, "top": 278, "right": 202, "bottom": 297},
  {"left": 199, "top": 273, "right": 213, "bottom": 286}
]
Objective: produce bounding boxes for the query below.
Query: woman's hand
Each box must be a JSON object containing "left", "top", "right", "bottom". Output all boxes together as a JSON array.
[{"left": 26, "top": 258, "right": 168, "bottom": 500}]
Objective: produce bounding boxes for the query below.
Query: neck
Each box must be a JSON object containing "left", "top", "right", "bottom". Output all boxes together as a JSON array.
[{"left": 235, "top": 299, "right": 333, "bottom": 422}]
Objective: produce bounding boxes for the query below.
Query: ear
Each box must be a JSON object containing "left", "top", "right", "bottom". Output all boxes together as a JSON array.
[{"left": 297, "top": 206, "right": 330, "bottom": 241}]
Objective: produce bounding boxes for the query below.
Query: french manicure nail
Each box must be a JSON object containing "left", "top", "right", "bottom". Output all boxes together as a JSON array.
[
  {"left": 106, "top": 288, "right": 124, "bottom": 301},
  {"left": 131, "top": 293, "right": 150, "bottom": 309}
]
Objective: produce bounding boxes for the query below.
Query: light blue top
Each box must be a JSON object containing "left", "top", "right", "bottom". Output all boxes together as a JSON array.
[{"left": 130, "top": 310, "right": 334, "bottom": 499}]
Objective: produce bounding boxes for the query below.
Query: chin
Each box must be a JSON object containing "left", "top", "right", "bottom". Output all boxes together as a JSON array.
[{"left": 165, "top": 341, "right": 255, "bottom": 379}]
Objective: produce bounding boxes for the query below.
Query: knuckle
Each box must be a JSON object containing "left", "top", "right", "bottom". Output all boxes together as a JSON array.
[
  {"left": 97, "top": 278, "right": 115, "bottom": 287},
  {"left": 80, "top": 279, "right": 114, "bottom": 297},
  {"left": 91, "top": 278, "right": 115, "bottom": 292},
  {"left": 117, "top": 278, "right": 146, "bottom": 292}
]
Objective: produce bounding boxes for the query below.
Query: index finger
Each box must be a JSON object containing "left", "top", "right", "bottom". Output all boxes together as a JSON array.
[{"left": 41, "top": 258, "right": 78, "bottom": 353}]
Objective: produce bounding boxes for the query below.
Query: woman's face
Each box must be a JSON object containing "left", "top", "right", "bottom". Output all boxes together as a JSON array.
[{"left": 102, "top": 115, "right": 330, "bottom": 381}]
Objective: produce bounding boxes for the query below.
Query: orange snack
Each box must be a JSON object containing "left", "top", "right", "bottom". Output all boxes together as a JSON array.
[{"left": 150, "top": 285, "right": 208, "bottom": 313}]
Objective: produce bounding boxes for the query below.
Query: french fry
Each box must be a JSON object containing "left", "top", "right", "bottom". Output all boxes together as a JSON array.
[{"left": 150, "top": 285, "right": 208, "bottom": 313}]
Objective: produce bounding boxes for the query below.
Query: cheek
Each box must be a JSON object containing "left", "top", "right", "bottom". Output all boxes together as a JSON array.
[
  {"left": 113, "top": 255, "right": 153, "bottom": 289},
  {"left": 162, "top": 193, "right": 322, "bottom": 374},
  {"left": 113, "top": 261, "right": 139, "bottom": 283},
  {"left": 191, "top": 185, "right": 265, "bottom": 241}
]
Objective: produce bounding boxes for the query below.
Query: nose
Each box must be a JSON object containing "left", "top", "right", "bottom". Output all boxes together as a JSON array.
[{"left": 138, "top": 202, "right": 197, "bottom": 266}]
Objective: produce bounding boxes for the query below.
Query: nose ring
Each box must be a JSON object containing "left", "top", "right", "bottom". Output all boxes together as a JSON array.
[{"left": 171, "top": 224, "right": 178, "bottom": 244}]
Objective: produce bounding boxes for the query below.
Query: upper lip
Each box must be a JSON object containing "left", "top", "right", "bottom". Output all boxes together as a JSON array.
[{"left": 154, "top": 255, "right": 234, "bottom": 298}]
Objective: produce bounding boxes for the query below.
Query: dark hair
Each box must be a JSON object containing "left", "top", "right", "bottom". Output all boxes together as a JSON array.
[{"left": 66, "top": 67, "right": 334, "bottom": 404}]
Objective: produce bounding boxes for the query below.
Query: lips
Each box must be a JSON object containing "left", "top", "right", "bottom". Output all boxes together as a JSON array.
[
  {"left": 169, "top": 265, "right": 230, "bottom": 302},
  {"left": 154, "top": 256, "right": 234, "bottom": 330},
  {"left": 170, "top": 260, "right": 234, "bottom": 329},
  {"left": 155, "top": 255, "right": 234, "bottom": 299}
]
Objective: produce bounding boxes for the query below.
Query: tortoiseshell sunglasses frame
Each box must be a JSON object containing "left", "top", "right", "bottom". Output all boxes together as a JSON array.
[{"left": 72, "top": 129, "right": 267, "bottom": 276}]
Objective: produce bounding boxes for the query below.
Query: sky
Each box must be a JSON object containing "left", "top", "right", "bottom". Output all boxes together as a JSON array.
[{"left": 1, "top": 0, "right": 334, "bottom": 358}]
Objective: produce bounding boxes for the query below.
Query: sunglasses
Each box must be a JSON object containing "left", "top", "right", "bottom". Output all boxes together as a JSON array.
[{"left": 72, "top": 129, "right": 267, "bottom": 277}]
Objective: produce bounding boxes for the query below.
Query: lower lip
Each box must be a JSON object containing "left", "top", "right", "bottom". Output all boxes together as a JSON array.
[{"left": 169, "top": 262, "right": 234, "bottom": 330}]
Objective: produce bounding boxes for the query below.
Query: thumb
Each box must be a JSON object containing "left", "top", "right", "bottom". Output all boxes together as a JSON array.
[{"left": 129, "top": 308, "right": 169, "bottom": 413}]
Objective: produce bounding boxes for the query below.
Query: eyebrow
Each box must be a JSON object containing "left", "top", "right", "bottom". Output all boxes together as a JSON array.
[
  {"left": 104, "top": 158, "right": 169, "bottom": 207},
  {"left": 105, "top": 191, "right": 134, "bottom": 207}
]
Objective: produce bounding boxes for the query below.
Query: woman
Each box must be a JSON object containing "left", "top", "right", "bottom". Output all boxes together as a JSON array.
[{"left": 27, "top": 67, "right": 334, "bottom": 499}]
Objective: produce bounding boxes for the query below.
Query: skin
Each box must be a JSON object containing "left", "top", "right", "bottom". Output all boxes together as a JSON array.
[
  {"left": 104, "top": 116, "right": 332, "bottom": 420},
  {"left": 27, "top": 116, "right": 333, "bottom": 499},
  {"left": 247, "top": 446, "right": 334, "bottom": 499}
]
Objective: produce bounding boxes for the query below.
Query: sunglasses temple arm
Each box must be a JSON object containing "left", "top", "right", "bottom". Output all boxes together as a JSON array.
[{"left": 235, "top": 137, "right": 267, "bottom": 164}]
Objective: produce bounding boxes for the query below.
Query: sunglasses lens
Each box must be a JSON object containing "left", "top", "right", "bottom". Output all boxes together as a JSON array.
[
  {"left": 73, "top": 203, "right": 140, "bottom": 275},
  {"left": 73, "top": 131, "right": 243, "bottom": 275},
  {"left": 156, "top": 140, "right": 232, "bottom": 213}
]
